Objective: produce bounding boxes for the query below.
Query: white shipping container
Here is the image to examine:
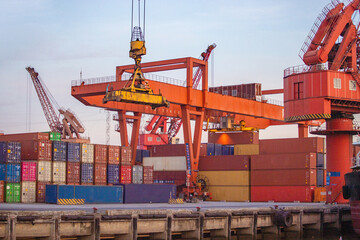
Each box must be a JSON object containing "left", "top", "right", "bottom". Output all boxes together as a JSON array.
[
  {"left": 143, "top": 156, "right": 187, "bottom": 171},
  {"left": 81, "top": 143, "right": 94, "bottom": 163},
  {"left": 132, "top": 165, "right": 143, "bottom": 184},
  {"left": 37, "top": 161, "right": 52, "bottom": 182},
  {"left": 21, "top": 181, "right": 36, "bottom": 203},
  {"left": 52, "top": 161, "right": 66, "bottom": 184}
]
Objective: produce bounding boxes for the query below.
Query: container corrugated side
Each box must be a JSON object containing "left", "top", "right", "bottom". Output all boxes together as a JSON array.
[
  {"left": 94, "top": 163, "right": 107, "bottom": 185},
  {"left": 149, "top": 144, "right": 185, "bottom": 157},
  {"left": 0, "top": 142, "right": 21, "bottom": 163},
  {"left": 52, "top": 161, "right": 66, "bottom": 184},
  {"left": 49, "top": 132, "right": 61, "bottom": 141},
  {"left": 199, "top": 155, "right": 249, "bottom": 171},
  {"left": 5, "top": 183, "right": 21, "bottom": 203},
  {"left": 107, "top": 164, "right": 119, "bottom": 185},
  {"left": 208, "top": 131, "right": 259, "bottom": 145},
  {"left": 108, "top": 145, "right": 120, "bottom": 164},
  {"left": 21, "top": 161, "right": 37, "bottom": 181},
  {"left": 132, "top": 165, "right": 143, "bottom": 184},
  {"left": 120, "top": 146, "right": 132, "bottom": 165},
  {"left": 143, "top": 166, "right": 154, "bottom": 184},
  {"left": 21, "top": 181, "right": 36, "bottom": 203},
  {"left": 80, "top": 143, "right": 94, "bottom": 163},
  {"left": 20, "top": 140, "right": 52, "bottom": 161},
  {"left": 314, "top": 187, "right": 326, "bottom": 202},
  {"left": 52, "top": 141, "right": 67, "bottom": 161},
  {"left": 234, "top": 144, "right": 259, "bottom": 155},
  {"left": 250, "top": 169, "right": 317, "bottom": 186},
  {"left": 45, "top": 184, "right": 123, "bottom": 204},
  {"left": 208, "top": 186, "right": 250, "bottom": 202},
  {"left": 0, "top": 164, "right": 5, "bottom": 181},
  {"left": 37, "top": 161, "right": 52, "bottom": 182},
  {"left": 122, "top": 184, "right": 176, "bottom": 203},
  {"left": 317, "top": 169, "right": 324, "bottom": 186},
  {"left": 259, "top": 137, "right": 325, "bottom": 154},
  {"left": 36, "top": 181, "right": 50, "bottom": 203},
  {"left": 0, "top": 181, "right": 4, "bottom": 203},
  {"left": 153, "top": 171, "right": 185, "bottom": 185},
  {"left": 120, "top": 166, "right": 132, "bottom": 184},
  {"left": 81, "top": 163, "right": 94, "bottom": 184},
  {"left": 94, "top": 144, "right": 107, "bottom": 164},
  {"left": 6, "top": 163, "right": 21, "bottom": 183},
  {"left": 250, "top": 153, "right": 317, "bottom": 170},
  {"left": 199, "top": 171, "right": 250, "bottom": 186},
  {"left": 67, "top": 162, "right": 80, "bottom": 185},
  {"left": 251, "top": 186, "right": 314, "bottom": 202},
  {"left": 316, "top": 153, "right": 325, "bottom": 168},
  {"left": 67, "top": 142, "right": 80, "bottom": 162},
  {"left": 0, "top": 132, "right": 49, "bottom": 141},
  {"left": 143, "top": 156, "right": 186, "bottom": 171}
]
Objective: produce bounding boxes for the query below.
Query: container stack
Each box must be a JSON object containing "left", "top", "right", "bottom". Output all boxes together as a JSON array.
[
  {"left": 251, "top": 137, "right": 325, "bottom": 202},
  {"left": 80, "top": 143, "right": 94, "bottom": 185},
  {"left": 52, "top": 141, "right": 66, "bottom": 185},
  {"left": 120, "top": 146, "right": 132, "bottom": 184},
  {"left": 107, "top": 145, "right": 120, "bottom": 185},
  {"left": 94, "top": 144, "right": 107, "bottom": 185},
  {"left": 21, "top": 161, "right": 37, "bottom": 203},
  {"left": 0, "top": 141, "right": 22, "bottom": 203}
]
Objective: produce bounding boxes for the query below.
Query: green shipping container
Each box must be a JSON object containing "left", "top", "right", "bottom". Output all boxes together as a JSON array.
[
  {"left": 6, "top": 183, "right": 21, "bottom": 203},
  {"left": 49, "top": 132, "right": 61, "bottom": 141}
]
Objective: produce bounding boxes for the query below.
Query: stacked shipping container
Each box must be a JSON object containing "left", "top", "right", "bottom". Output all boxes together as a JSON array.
[
  {"left": 251, "top": 137, "right": 325, "bottom": 202},
  {"left": 120, "top": 146, "right": 132, "bottom": 184}
]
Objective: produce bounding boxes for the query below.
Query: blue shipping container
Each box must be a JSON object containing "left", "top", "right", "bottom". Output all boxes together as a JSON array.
[
  {"left": 142, "top": 150, "right": 150, "bottom": 158},
  {"left": 206, "top": 143, "right": 215, "bottom": 156},
  {"left": 6, "top": 163, "right": 21, "bottom": 183},
  {"left": 222, "top": 145, "right": 230, "bottom": 155},
  {"left": 52, "top": 141, "right": 67, "bottom": 161},
  {"left": 107, "top": 164, "right": 119, "bottom": 184},
  {"left": 0, "top": 164, "right": 5, "bottom": 181},
  {"left": 67, "top": 142, "right": 80, "bottom": 162},
  {"left": 81, "top": 163, "right": 93, "bottom": 183},
  {"left": 122, "top": 184, "right": 176, "bottom": 203},
  {"left": 0, "top": 142, "right": 21, "bottom": 163},
  {"left": 135, "top": 149, "right": 142, "bottom": 163},
  {"left": 45, "top": 185, "right": 124, "bottom": 204},
  {"left": 214, "top": 144, "right": 222, "bottom": 156},
  {"left": 229, "top": 146, "right": 234, "bottom": 155},
  {"left": 316, "top": 153, "right": 325, "bottom": 168}
]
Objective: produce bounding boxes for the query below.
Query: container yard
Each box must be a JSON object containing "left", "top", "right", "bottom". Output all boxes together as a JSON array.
[{"left": 3, "top": 0, "right": 360, "bottom": 239}]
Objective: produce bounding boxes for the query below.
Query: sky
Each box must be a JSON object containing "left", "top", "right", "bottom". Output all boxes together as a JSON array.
[{"left": 0, "top": 0, "right": 335, "bottom": 145}]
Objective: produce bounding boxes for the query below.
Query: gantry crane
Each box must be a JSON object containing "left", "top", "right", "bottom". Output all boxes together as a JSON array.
[
  {"left": 26, "top": 67, "right": 85, "bottom": 139},
  {"left": 143, "top": 44, "right": 216, "bottom": 144},
  {"left": 285, "top": 0, "right": 360, "bottom": 203}
]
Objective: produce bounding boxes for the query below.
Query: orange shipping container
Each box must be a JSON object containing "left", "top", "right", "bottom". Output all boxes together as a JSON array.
[
  {"left": 0, "top": 132, "right": 49, "bottom": 141},
  {"left": 94, "top": 163, "right": 107, "bottom": 185},
  {"left": 314, "top": 187, "right": 327, "bottom": 202},
  {"left": 20, "top": 140, "right": 52, "bottom": 161},
  {"left": 259, "top": 137, "right": 325, "bottom": 154},
  {"left": 94, "top": 144, "right": 107, "bottom": 164},
  {"left": 251, "top": 153, "right": 317, "bottom": 170},
  {"left": 208, "top": 132, "right": 259, "bottom": 145},
  {"left": 120, "top": 146, "right": 132, "bottom": 165},
  {"left": 0, "top": 181, "right": 4, "bottom": 203},
  {"left": 251, "top": 169, "right": 317, "bottom": 186},
  {"left": 108, "top": 145, "right": 120, "bottom": 164}
]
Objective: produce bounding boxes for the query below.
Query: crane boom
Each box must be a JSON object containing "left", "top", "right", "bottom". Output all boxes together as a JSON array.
[{"left": 26, "top": 67, "right": 62, "bottom": 133}]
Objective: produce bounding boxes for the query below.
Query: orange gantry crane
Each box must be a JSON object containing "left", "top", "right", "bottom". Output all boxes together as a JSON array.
[
  {"left": 285, "top": 0, "right": 360, "bottom": 203},
  {"left": 26, "top": 67, "right": 86, "bottom": 140}
]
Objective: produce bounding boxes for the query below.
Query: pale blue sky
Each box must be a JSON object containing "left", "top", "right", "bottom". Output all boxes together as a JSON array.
[{"left": 0, "top": 0, "right": 332, "bottom": 144}]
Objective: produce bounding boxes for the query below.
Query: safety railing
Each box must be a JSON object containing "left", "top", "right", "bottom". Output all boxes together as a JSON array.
[
  {"left": 261, "top": 97, "right": 284, "bottom": 107},
  {"left": 284, "top": 62, "right": 356, "bottom": 78}
]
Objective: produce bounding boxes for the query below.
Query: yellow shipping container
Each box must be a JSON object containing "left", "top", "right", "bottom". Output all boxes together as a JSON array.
[
  {"left": 234, "top": 144, "right": 259, "bottom": 155},
  {"left": 208, "top": 186, "right": 250, "bottom": 202},
  {"left": 199, "top": 171, "right": 249, "bottom": 186},
  {"left": 314, "top": 187, "right": 326, "bottom": 202}
]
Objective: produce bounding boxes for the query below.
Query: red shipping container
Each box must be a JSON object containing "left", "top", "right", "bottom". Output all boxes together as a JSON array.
[
  {"left": 208, "top": 132, "right": 259, "bottom": 145},
  {"left": 153, "top": 171, "right": 186, "bottom": 181},
  {"left": 251, "top": 186, "right": 314, "bottom": 202},
  {"left": 199, "top": 155, "right": 250, "bottom": 171},
  {"left": 120, "top": 165, "right": 132, "bottom": 184},
  {"left": 67, "top": 162, "right": 80, "bottom": 185},
  {"left": 21, "top": 161, "right": 37, "bottom": 181},
  {"left": 251, "top": 153, "right": 317, "bottom": 170},
  {"left": 143, "top": 166, "right": 154, "bottom": 184},
  {"left": 251, "top": 169, "right": 317, "bottom": 186},
  {"left": 199, "top": 144, "right": 207, "bottom": 157},
  {"left": 94, "top": 144, "right": 107, "bottom": 164},
  {"left": 120, "top": 147, "right": 132, "bottom": 165},
  {"left": 150, "top": 144, "right": 185, "bottom": 157},
  {"left": 19, "top": 140, "right": 52, "bottom": 160},
  {"left": 0, "top": 181, "right": 4, "bottom": 203},
  {"left": 108, "top": 145, "right": 120, "bottom": 165},
  {"left": 259, "top": 137, "right": 325, "bottom": 154},
  {"left": 0, "top": 132, "right": 49, "bottom": 141},
  {"left": 36, "top": 181, "right": 50, "bottom": 203},
  {"left": 94, "top": 163, "right": 107, "bottom": 185}
]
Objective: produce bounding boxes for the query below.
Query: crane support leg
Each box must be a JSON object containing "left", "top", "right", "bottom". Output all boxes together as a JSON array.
[
  {"left": 181, "top": 106, "right": 205, "bottom": 183},
  {"left": 117, "top": 110, "right": 142, "bottom": 165}
]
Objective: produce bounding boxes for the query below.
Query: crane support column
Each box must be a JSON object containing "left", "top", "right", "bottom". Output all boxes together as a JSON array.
[
  {"left": 181, "top": 105, "right": 204, "bottom": 184},
  {"left": 117, "top": 110, "right": 142, "bottom": 165}
]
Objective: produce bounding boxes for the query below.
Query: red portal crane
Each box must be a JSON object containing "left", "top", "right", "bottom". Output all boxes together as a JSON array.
[
  {"left": 143, "top": 44, "right": 217, "bottom": 144},
  {"left": 26, "top": 67, "right": 86, "bottom": 140},
  {"left": 285, "top": 0, "right": 360, "bottom": 203}
]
